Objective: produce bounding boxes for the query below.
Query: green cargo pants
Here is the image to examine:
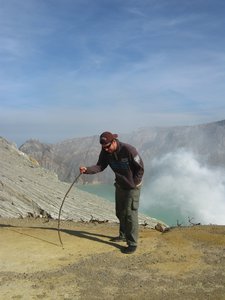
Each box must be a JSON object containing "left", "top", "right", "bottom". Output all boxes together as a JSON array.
[{"left": 115, "top": 183, "right": 141, "bottom": 247}]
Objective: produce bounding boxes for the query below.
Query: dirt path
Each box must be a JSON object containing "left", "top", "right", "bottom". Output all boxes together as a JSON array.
[{"left": 0, "top": 218, "right": 225, "bottom": 299}]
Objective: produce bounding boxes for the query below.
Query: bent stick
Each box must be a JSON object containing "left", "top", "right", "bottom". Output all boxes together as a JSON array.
[{"left": 57, "top": 173, "right": 82, "bottom": 248}]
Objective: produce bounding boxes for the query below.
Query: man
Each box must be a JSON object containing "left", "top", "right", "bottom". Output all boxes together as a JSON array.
[{"left": 79, "top": 131, "right": 144, "bottom": 254}]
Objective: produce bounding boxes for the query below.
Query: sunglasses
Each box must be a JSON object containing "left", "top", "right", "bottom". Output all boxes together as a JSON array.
[{"left": 102, "top": 142, "right": 112, "bottom": 150}]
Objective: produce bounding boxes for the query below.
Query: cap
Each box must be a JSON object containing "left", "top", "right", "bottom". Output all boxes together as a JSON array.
[{"left": 99, "top": 131, "right": 118, "bottom": 145}]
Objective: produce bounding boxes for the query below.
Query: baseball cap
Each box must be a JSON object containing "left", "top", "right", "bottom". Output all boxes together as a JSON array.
[{"left": 99, "top": 131, "right": 118, "bottom": 145}]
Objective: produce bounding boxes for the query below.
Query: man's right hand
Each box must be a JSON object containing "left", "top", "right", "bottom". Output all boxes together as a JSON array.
[{"left": 79, "top": 166, "right": 87, "bottom": 174}]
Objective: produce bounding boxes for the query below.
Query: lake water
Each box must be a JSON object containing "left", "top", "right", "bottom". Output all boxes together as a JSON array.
[
  {"left": 77, "top": 152, "right": 225, "bottom": 226},
  {"left": 77, "top": 183, "right": 186, "bottom": 226}
]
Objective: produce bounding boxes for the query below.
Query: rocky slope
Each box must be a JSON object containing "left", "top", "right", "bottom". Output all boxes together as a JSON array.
[
  {"left": 19, "top": 119, "right": 225, "bottom": 184},
  {"left": 0, "top": 137, "right": 161, "bottom": 227}
]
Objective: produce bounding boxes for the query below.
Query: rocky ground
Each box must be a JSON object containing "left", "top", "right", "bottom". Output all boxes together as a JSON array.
[{"left": 1, "top": 218, "right": 225, "bottom": 300}]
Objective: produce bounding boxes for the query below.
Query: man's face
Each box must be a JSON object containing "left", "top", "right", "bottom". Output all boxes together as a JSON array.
[{"left": 102, "top": 140, "right": 117, "bottom": 153}]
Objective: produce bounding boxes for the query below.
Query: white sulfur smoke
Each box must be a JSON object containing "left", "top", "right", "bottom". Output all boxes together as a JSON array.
[{"left": 141, "top": 150, "right": 225, "bottom": 226}]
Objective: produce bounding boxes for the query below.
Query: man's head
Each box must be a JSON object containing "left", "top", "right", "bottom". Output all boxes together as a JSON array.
[{"left": 100, "top": 131, "right": 118, "bottom": 153}]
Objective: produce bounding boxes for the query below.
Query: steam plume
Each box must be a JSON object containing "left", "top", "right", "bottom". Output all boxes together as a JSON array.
[{"left": 141, "top": 150, "right": 225, "bottom": 226}]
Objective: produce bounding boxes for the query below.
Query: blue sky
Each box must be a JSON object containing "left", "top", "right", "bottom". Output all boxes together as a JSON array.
[{"left": 1, "top": 0, "right": 225, "bottom": 145}]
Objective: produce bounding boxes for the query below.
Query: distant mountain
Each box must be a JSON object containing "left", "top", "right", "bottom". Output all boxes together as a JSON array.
[
  {"left": 19, "top": 120, "right": 225, "bottom": 184},
  {"left": 0, "top": 137, "right": 158, "bottom": 225}
]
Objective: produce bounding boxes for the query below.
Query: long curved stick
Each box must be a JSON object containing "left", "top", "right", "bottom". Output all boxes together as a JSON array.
[{"left": 57, "top": 173, "right": 82, "bottom": 248}]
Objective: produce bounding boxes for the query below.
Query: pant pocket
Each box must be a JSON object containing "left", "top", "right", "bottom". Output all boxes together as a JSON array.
[
  {"left": 131, "top": 188, "right": 140, "bottom": 210},
  {"left": 132, "top": 199, "right": 139, "bottom": 210}
]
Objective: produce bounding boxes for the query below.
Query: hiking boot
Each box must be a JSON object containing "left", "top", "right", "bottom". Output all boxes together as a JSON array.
[
  {"left": 110, "top": 236, "right": 126, "bottom": 242},
  {"left": 121, "top": 245, "right": 137, "bottom": 254}
]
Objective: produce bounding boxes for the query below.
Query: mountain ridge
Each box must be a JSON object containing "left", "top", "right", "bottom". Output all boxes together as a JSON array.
[{"left": 19, "top": 119, "right": 225, "bottom": 184}]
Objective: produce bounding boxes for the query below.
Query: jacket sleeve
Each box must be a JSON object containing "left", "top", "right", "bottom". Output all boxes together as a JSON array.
[
  {"left": 131, "top": 149, "right": 144, "bottom": 186},
  {"left": 85, "top": 150, "right": 109, "bottom": 174}
]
